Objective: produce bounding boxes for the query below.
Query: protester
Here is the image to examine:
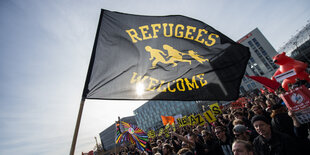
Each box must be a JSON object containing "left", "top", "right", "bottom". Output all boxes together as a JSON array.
[
  {"left": 163, "top": 143, "right": 176, "bottom": 155},
  {"left": 152, "top": 146, "right": 159, "bottom": 155},
  {"left": 250, "top": 105, "right": 271, "bottom": 122},
  {"left": 232, "top": 124, "right": 256, "bottom": 142},
  {"left": 201, "top": 130, "right": 222, "bottom": 155},
  {"left": 156, "top": 139, "right": 163, "bottom": 154},
  {"left": 171, "top": 131, "right": 205, "bottom": 155},
  {"left": 214, "top": 126, "right": 233, "bottom": 155},
  {"left": 232, "top": 111, "right": 253, "bottom": 131},
  {"left": 288, "top": 110, "right": 310, "bottom": 153},
  {"left": 251, "top": 115, "right": 298, "bottom": 155},
  {"left": 114, "top": 81, "right": 310, "bottom": 155},
  {"left": 270, "top": 104, "right": 295, "bottom": 136},
  {"left": 231, "top": 139, "right": 255, "bottom": 155},
  {"left": 177, "top": 148, "right": 194, "bottom": 155}
]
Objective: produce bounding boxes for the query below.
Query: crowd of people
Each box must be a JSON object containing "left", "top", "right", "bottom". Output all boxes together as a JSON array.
[{"left": 117, "top": 81, "right": 310, "bottom": 155}]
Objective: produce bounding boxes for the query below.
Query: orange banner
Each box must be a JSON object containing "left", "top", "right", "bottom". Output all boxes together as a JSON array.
[{"left": 161, "top": 115, "right": 175, "bottom": 126}]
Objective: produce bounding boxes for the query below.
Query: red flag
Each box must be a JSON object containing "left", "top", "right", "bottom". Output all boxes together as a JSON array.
[
  {"left": 82, "top": 151, "right": 93, "bottom": 155},
  {"left": 246, "top": 75, "right": 281, "bottom": 91},
  {"left": 161, "top": 115, "right": 175, "bottom": 125}
]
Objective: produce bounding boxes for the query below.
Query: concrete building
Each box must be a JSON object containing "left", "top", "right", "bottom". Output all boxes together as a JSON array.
[
  {"left": 237, "top": 28, "right": 279, "bottom": 93},
  {"left": 133, "top": 100, "right": 199, "bottom": 131}
]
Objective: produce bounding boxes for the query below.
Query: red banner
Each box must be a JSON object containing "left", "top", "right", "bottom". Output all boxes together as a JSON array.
[{"left": 280, "top": 85, "right": 310, "bottom": 124}]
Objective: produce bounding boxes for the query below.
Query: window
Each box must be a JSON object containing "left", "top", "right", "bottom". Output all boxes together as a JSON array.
[
  {"left": 252, "top": 38, "right": 260, "bottom": 47},
  {"left": 251, "top": 82, "right": 256, "bottom": 88},
  {"left": 247, "top": 84, "right": 252, "bottom": 90},
  {"left": 248, "top": 41, "right": 254, "bottom": 47}
]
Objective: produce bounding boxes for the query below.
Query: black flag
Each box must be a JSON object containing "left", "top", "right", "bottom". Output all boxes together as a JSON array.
[{"left": 82, "top": 9, "right": 250, "bottom": 101}]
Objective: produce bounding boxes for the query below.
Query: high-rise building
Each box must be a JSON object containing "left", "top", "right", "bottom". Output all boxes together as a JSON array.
[
  {"left": 237, "top": 28, "right": 278, "bottom": 93},
  {"left": 134, "top": 100, "right": 199, "bottom": 131}
]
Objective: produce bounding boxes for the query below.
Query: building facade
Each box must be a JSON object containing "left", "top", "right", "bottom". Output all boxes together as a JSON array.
[
  {"left": 237, "top": 28, "right": 279, "bottom": 93},
  {"left": 134, "top": 100, "right": 199, "bottom": 131},
  {"left": 99, "top": 116, "right": 137, "bottom": 151}
]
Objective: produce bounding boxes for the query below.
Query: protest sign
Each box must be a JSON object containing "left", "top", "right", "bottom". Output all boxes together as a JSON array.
[{"left": 280, "top": 85, "right": 310, "bottom": 124}]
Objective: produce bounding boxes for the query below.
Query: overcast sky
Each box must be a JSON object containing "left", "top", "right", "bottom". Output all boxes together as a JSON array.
[{"left": 1, "top": 0, "right": 309, "bottom": 154}]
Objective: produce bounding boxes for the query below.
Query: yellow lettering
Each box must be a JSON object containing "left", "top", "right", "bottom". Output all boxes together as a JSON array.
[
  {"left": 184, "top": 26, "right": 196, "bottom": 40},
  {"left": 147, "top": 77, "right": 159, "bottom": 91},
  {"left": 157, "top": 80, "right": 167, "bottom": 92},
  {"left": 184, "top": 77, "right": 199, "bottom": 90},
  {"left": 163, "top": 23, "right": 174, "bottom": 37},
  {"left": 196, "top": 73, "right": 208, "bottom": 87},
  {"left": 151, "top": 24, "right": 161, "bottom": 39},
  {"left": 126, "top": 29, "right": 142, "bottom": 43},
  {"left": 194, "top": 29, "right": 208, "bottom": 43},
  {"left": 167, "top": 80, "right": 176, "bottom": 92},
  {"left": 175, "top": 24, "right": 184, "bottom": 38},
  {"left": 205, "top": 33, "right": 219, "bottom": 46},
  {"left": 130, "top": 72, "right": 149, "bottom": 83},
  {"left": 139, "top": 25, "right": 152, "bottom": 40},
  {"left": 176, "top": 78, "right": 185, "bottom": 91}
]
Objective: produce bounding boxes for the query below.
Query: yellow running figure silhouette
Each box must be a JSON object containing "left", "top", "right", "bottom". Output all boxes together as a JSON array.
[
  {"left": 145, "top": 46, "right": 170, "bottom": 68},
  {"left": 163, "top": 44, "right": 191, "bottom": 67},
  {"left": 145, "top": 44, "right": 209, "bottom": 68},
  {"left": 187, "top": 50, "right": 209, "bottom": 63}
]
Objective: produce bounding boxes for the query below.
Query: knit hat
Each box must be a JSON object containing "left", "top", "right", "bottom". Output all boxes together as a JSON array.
[
  {"left": 233, "top": 124, "right": 247, "bottom": 133},
  {"left": 251, "top": 115, "right": 270, "bottom": 125}
]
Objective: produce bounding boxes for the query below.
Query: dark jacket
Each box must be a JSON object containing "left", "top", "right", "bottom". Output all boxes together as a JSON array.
[
  {"left": 271, "top": 113, "right": 295, "bottom": 136},
  {"left": 217, "top": 135, "right": 233, "bottom": 155},
  {"left": 253, "top": 130, "right": 297, "bottom": 155}
]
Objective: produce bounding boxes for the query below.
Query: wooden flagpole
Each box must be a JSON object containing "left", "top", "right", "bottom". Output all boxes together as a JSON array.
[
  {"left": 69, "top": 10, "right": 104, "bottom": 155},
  {"left": 69, "top": 98, "right": 86, "bottom": 155}
]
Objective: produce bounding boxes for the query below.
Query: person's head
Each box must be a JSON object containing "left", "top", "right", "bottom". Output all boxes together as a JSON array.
[
  {"left": 233, "top": 125, "right": 249, "bottom": 141},
  {"left": 233, "top": 119, "right": 245, "bottom": 126},
  {"left": 251, "top": 115, "right": 271, "bottom": 139},
  {"left": 233, "top": 111, "right": 244, "bottom": 120},
  {"left": 187, "top": 132, "right": 198, "bottom": 143},
  {"left": 258, "top": 101, "right": 267, "bottom": 110},
  {"left": 214, "top": 126, "right": 227, "bottom": 141},
  {"left": 181, "top": 141, "right": 190, "bottom": 148},
  {"left": 156, "top": 139, "right": 163, "bottom": 147},
  {"left": 201, "top": 130, "right": 212, "bottom": 141},
  {"left": 270, "top": 104, "right": 287, "bottom": 118},
  {"left": 196, "top": 125, "right": 203, "bottom": 133},
  {"left": 152, "top": 146, "right": 159, "bottom": 154},
  {"left": 163, "top": 143, "right": 174, "bottom": 155},
  {"left": 177, "top": 148, "right": 194, "bottom": 155},
  {"left": 251, "top": 105, "right": 263, "bottom": 115},
  {"left": 192, "top": 128, "right": 199, "bottom": 135},
  {"left": 232, "top": 139, "right": 254, "bottom": 155}
]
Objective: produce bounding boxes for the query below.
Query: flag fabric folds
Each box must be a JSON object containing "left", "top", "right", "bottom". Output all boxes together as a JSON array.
[
  {"left": 82, "top": 9, "right": 250, "bottom": 101},
  {"left": 161, "top": 115, "right": 175, "bottom": 125},
  {"left": 246, "top": 75, "right": 281, "bottom": 91}
]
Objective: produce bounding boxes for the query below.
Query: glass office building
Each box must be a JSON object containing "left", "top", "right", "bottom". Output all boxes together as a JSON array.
[
  {"left": 134, "top": 100, "right": 199, "bottom": 131},
  {"left": 237, "top": 28, "right": 278, "bottom": 93}
]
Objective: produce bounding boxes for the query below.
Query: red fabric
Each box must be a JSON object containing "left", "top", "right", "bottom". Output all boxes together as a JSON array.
[
  {"left": 82, "top": 151, "right": 93, "bottom": 155},
  {"left": 246, "top": 75, "right": 281, "bottom": 91},
  {"left": 281, "top": 85, "right": 310, "bottom": 111},
  {"left": 271, "top": 52, "right": 310, "bottom": 91}
]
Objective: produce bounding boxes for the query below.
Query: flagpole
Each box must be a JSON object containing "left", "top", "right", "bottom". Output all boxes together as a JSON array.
[
  {"left": 68, "top": 10, "right": 105, "bottom": 155},
  {"left": 70, "top": 98, "right": 86, "bottom": 155}
]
